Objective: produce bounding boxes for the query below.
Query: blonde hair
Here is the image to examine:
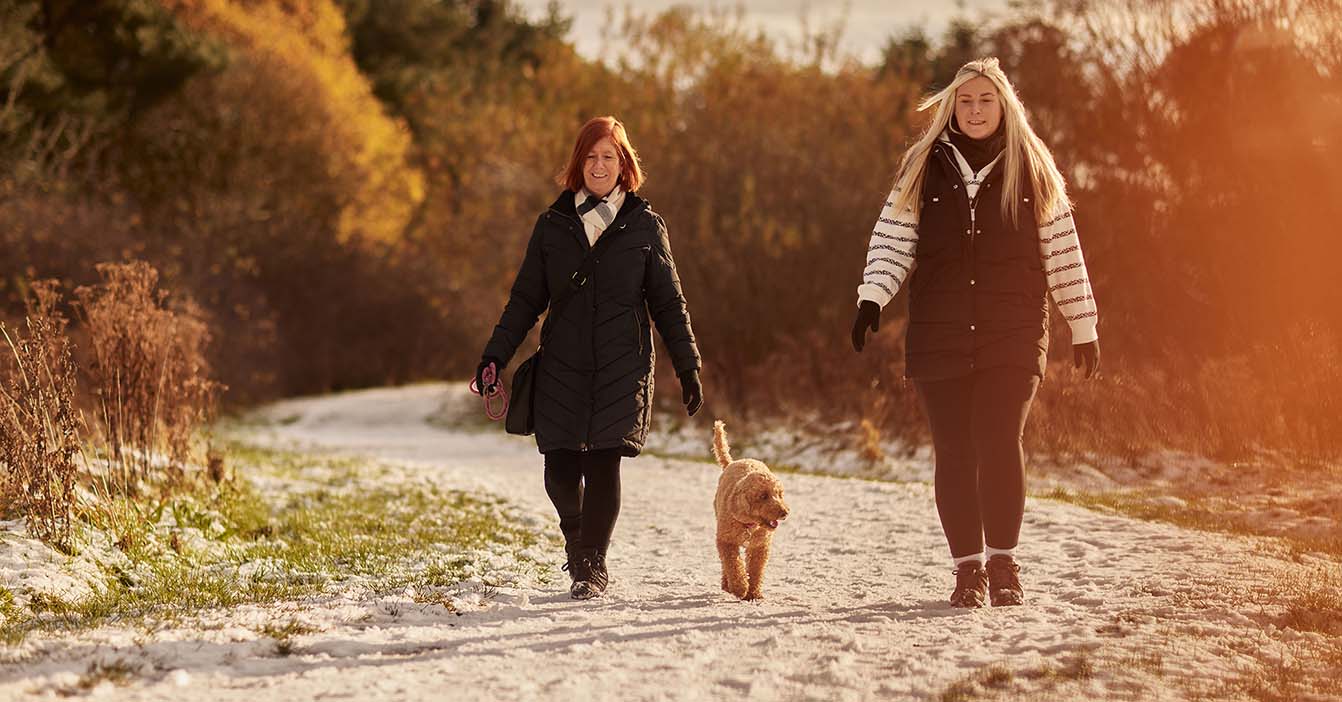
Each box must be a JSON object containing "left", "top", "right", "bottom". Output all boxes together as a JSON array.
[{"left": 890, "top": 57, "right": 1071, "bottom": 227}]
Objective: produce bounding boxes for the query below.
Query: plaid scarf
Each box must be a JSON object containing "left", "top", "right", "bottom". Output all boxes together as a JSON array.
[{"left": 575, "top": 186, "right": 625, "bottom": 245}]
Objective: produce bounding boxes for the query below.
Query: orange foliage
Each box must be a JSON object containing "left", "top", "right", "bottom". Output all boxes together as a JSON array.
[{"left": 161, "top": 0, "right": 423, "bottom": 245}]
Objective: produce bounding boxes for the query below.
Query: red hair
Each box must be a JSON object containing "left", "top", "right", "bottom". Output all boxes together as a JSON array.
[{"left": 556, "top": 116, "right": 645, "bottom": 193}]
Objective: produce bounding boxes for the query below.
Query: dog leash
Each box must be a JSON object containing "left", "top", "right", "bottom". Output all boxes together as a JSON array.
[{"left": 470, "top": 362, "right": 509, "bottom": 421}]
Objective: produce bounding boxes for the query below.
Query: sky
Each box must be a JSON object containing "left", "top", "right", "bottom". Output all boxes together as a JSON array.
[{"left": 512, "top": 0, "right": 1012, "bottom": 64}]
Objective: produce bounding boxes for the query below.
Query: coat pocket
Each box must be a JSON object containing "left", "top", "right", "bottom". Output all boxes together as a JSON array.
[
  {"left": 631, "top": 309, "right": 644, "bottom": 355},
  {"left": 915, "top": 191, "right": 958, "bottom": 261}
]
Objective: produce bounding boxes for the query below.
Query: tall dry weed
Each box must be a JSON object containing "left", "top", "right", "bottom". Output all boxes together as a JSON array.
[
  {"left": 0, "top": 281, "right": 83, "bottom": 548},
  {"left": 75, "top": 262, "right": 222, "bottom": 489}
]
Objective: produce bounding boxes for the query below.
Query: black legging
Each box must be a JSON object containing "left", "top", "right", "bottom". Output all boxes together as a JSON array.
[
  {"left": 543, "top": 448, "right": 622, "bottom": 556},
  {"left": 914, "top": 366, "right": 1040, "bottom": 559}
]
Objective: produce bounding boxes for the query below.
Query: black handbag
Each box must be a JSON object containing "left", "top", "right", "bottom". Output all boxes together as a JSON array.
[
  {"left": 505, "top": 223, "right": 628, "bottom": 435},
  {"left": 504, "top": 350, "right": 540, "bottom": 435}
]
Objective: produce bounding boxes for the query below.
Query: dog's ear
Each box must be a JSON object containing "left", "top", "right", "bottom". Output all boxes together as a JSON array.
[
  {"left": 742, "top": 473, "right": 769, "bottom": 502},
  {"left": 731, "top": 475, "right": 756, "bottom": 513}
]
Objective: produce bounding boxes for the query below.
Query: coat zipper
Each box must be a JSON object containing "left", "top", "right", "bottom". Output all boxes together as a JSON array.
[
  {"left": 943, "top": 145, "right": 984, "bottom": 369},
  {"left": 547, "top": 201, "right": 644, "bottom": 452},
  {"left": 546, "top": 208, "right": 592, "bottom": 451},
  {"left": 582, "top": 220, "right": 633, "bottom": 451},
  {"left": 632, "top": 308, "right": 643, "bottom": 355}
]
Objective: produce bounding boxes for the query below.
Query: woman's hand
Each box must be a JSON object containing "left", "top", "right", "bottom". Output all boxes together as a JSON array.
[
  {"left": 475, "top": 357, "right": 502, "bottom": 394},
  {"left": 1073, "top": 341, "right": 1100, "bottom": 379},
  {"left": 851, "top": 301, "right": 881, "bottom": 352},
  {"left": 678, "top": 369, "right": 703, "bottom": 417}
]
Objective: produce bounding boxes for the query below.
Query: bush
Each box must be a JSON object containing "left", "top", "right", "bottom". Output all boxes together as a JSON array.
[
  {"left": 0, "top": 282, "right": 82, "bottom": 548},
  {"left": 75, "top": 261, "right": 222, "bottom": 488}
]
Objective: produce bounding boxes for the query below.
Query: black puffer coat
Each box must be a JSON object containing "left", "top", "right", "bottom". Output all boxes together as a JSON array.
[
  {"left": 484, "top": 191, "right": 701, "bottom": 457},
  {"left": 905, "top": 142, "right": 1050, "bottom": 380}
]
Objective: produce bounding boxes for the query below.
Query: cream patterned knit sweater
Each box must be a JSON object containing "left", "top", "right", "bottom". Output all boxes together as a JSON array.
[{"left": 857, "top": 138, "right": 1098, "bottom": 344}]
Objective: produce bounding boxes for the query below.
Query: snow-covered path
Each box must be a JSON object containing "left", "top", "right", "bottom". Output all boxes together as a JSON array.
[{"left": 6, "top": 384, "right": 1330, "bottom": 700}]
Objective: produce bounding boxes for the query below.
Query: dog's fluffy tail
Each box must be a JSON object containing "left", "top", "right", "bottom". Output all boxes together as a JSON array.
[{"left": 711, "top": 420, "right": 732, "bottom": 469}]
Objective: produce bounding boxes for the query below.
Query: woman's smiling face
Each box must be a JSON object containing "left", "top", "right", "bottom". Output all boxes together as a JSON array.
[
  {"left": 584, "top": 137, "right": 621, "bottom": 196},
  {"left": 955, "top": 75, "right": 1002, "bottom": 140}
]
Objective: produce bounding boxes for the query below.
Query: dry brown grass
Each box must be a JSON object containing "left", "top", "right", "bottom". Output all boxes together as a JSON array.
[
  {"left": 1031, "top": 327, "right": 1342, "bottom": 464},
  {"left": 75, "top": 261, "right": 223, "bottom": 491},
  {"left": 0, "top": 281, "right": 84, "bottom": 549},
  {"left": 0, "top": 263, "right": 226, "bottom": 550}
]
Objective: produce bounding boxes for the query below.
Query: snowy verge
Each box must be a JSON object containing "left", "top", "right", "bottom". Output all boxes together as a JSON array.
[{"left": 0, "top": 438, "right": 549, "bottom": 686}]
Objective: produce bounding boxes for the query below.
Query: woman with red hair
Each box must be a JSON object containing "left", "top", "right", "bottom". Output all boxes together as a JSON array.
[{"left": 478, "top": 116, "right": 703, "bottom": 600}]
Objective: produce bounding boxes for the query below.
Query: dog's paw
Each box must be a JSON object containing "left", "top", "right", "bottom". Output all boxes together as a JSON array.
[
  {"left": 723, "top": 581, "right": 748, "bottom": 599},
  {"left": 743, "top": 591, "right": 765, "bottom": 602}
]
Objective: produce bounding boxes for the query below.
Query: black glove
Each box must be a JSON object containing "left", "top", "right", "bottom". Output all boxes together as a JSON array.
[
  {"left": 678, "top": 369, "right": 703, "bottom": 417},
  {"left": 475, "top": 356, "right": 502, "bottom": 395},
  {"left": 851, "top": 300, "right": 881, "bottom": 352},
  {"left": 1073, "top": 341, "right": 1100, "bottom": 379}
]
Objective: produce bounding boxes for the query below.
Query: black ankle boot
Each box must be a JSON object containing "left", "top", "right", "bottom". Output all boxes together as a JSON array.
[
  {"left": 561, "top": 543, "right": 582, "bottom": 584},
  {"left": 570, "top": 549, "right": 608, "bottom": 600}
]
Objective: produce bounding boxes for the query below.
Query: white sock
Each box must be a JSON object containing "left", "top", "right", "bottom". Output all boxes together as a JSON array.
[
  {"left": 953, "top": 553, "right": 984, "bottom": 568},
  {"left": 986, "top": 546, "right": 1016, "bottom": 561}
]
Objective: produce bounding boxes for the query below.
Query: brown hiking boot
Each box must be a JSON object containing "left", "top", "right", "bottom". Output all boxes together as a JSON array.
[
  {"left": 986, "top": 555, "right": 1024, "bottom": 606},
  {"left": 949, "top": 561, "right": 988, "bottom": 608},
  {"left": 570, "top": 549, "right": 609, "bottom": 600},
  {"left": 560, "top": 542, "right": 582, "bottom": 584}
]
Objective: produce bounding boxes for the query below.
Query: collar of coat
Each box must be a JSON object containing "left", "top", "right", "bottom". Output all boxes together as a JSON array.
[
  {"left": 937, "top": 131, "right": 1002, "bottom": 186},
  {"left": 550, "top": 188, "right": 647, "bottom": 224}
]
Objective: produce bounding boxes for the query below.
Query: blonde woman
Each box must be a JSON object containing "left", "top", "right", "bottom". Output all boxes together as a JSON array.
[{"left": 851, "top": 58, "right": 1101, "bottom": 608}]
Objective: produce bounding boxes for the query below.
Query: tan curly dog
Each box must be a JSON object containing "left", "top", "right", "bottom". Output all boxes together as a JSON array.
[{"left": 712, "top": 420, "right": 789, "bottom": 601}]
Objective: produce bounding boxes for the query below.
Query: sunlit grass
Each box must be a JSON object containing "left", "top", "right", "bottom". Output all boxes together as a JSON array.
[
  {"left": 936, "top": 653, "right": 1093, "bottom": 701},
  {"left": 0, "top": 443, "right": 544, "bottom": 645},
  {"left": 1039, "top": 487, "right": 1342, "bottom": 558},
  {"left": 257, "top": 618, "right": 321, "bottom": 657}
]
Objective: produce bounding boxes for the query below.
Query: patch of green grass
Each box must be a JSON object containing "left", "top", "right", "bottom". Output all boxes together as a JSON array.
[
  {"left": 2, "top": 443, "right": 545, "bottom": 643},
  {"left": 5, "top": 559, "right": 309, "bottom": 644},
  {"left": 219, "top": 440, "right": 366, "bottom": 481},
  {"left": 244, "top": 472, "right": 539, "bottom": 588},
  {"left": 0, "top": 587, "right": 33, "bottom": 646},
  {"left": 0, "top": 587, "right": 20, "bottom": 620},
  {"left": 257, "top": 618, "right": 319, "bottom": 656}
]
